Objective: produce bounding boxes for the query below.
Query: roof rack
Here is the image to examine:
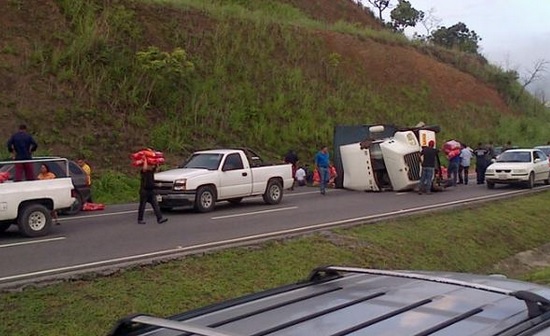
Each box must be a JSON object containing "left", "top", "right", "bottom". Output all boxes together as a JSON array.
[
  {"left": 309, "top": 266, "right": 550, "bottom": 318},
  {"left": 108, "top": 314, "right": 241, "bottom": 336}
]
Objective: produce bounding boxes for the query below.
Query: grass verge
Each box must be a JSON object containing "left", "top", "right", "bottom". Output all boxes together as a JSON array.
[{"left": 2, "top": 191, "right": 550, "bottom": 335}]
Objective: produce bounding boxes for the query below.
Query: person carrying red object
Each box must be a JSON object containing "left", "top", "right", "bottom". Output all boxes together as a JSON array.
[
  {"left": 0, "top": 172, "right": 9, "bottom": 183},
  {"left": 137, "top": 158, "right": 167, "bottom": 225}
]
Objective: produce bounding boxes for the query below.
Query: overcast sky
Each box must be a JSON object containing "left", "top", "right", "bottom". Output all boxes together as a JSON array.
[{"left": 361, "top": 0, "right": 550, "bottom": 100}]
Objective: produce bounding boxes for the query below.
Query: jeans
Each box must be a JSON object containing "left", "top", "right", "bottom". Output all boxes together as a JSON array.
[
  {"left": 138, "top": 189, "right": 162, "bottom": 221},
  {"left": 448, "top": 161, "right": 459, "bottom": 186},
  {"left": 459, "top": 165, "right": 470, "bottom": 184},
  {"left": 419, "top": 167, "right": 435, "bottom": 193},
  {"left": 476, "top": 163, "right": 487, "bottom": 183},
  {"left": 318, "top": 167, "right": 330, "bottom": 194}
]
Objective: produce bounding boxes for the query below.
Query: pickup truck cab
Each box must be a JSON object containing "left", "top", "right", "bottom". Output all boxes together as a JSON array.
[
  {"left": 154, "top": 148, "right": 293, "bottom": 212},
  {"left": 0, "top": 158, "right": 76, "bottom": 237}
]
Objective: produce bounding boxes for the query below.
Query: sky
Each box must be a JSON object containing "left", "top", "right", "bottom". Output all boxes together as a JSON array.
[{"left": 361, "top": 0, "right": 550, "bottom": 101}]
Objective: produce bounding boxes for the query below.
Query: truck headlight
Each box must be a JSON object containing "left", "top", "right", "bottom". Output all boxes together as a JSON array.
[{"left": 173, "top": 179, "right": 187, "bottom": 191}]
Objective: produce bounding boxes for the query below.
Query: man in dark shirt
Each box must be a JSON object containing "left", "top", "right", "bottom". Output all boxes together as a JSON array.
[
  {"left": 419, "top": 140, "right": 438, "bottom": 194},
  {"left": 474, "top": 142, "right": 490, "bottom": 184},
  {"left": 6, "top": 124, "right": 38, "bottom": 181},
  {"left": 137, "top": 160, "right": 167, "bottom": 224}
]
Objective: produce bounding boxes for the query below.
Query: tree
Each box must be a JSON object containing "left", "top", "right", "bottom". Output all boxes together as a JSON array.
[
  {"left": 418, "top": 7, "right": 441, "bottom": 36},
  {"left": 390, "top": 0, "right": 424, "bottom": 33},
  {"left": 518, "top": 59, "right": 549, "bottom": 100},
  {"left": 429, "top": 22, "right": 481, "bottom": 54},
  {"left": 366, "top": 0, "right": 391, "bottom": 21}
]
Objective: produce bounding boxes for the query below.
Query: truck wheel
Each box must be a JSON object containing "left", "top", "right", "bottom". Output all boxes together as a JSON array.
[
  {"left": 263, "top": 180, "right": 283, "bottom": 205},
  {"left": 227, "top": 197, "right": 243, "bottom": 205},
  {"left": 62, "top": 192, "right": 83, "bottom": 216},
  {"left": 17, "top": 204, "right": 52, "bottom": 237},
  {"left": 0, "top": 220, "right": 12, "bottom": 233},
  {"left": 527, "top": 172, "right": 535, "bottom": 189},
  {"left": 195, "top": 186, "right": 216, "bottom": 213}
]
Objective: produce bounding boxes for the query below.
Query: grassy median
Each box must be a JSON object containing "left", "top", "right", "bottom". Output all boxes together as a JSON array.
[{"left": 2, "top": 191, "right": 550, "bottom": 335}]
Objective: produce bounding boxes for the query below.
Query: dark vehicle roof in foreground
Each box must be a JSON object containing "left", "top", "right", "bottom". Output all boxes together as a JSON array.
[{"left": 109, "top": 266, "right": 550, "bottom": 336}]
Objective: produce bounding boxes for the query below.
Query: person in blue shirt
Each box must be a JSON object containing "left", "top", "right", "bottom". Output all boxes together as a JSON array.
[
  {"left": 6, "top": 124, "right": 38, "bottom": 181},
  {"left": 314, "top": 146, "right": 330, "bottom": 195}
]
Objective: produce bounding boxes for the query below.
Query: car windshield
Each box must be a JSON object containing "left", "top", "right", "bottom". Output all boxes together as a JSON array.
[
  {"left": 182, "top": 153, "right": 223, "bottom": 170},
  {"left": 496, "top": 151, "right": 531, "bottom": 163}
]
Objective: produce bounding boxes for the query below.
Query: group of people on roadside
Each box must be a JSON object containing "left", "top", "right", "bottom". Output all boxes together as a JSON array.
[
  {"left": 284, "top": 146, "right": 337, "bottom": 195},
  {"left": 419, "top": 139, "right": 511, "bottom": 194}
]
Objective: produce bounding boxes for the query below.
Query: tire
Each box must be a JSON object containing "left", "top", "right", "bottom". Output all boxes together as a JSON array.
[
  {"left": 62, "top": 192, "right": 83, "bottom": 216},
  {"left": 17, "top": 204, "right": 52, "bottom": 237},
  {"left": 487, "top": 182, "right": 495, "bottom": 189},
  {"left": 0, "top": 220, "right": 12, "bottom": 233},
  {"left": 544, "top": 173, "right": 549, "bottom": 185},
  {"left": 227, "top": 197, "right": 243, "bottom": 205},
  {"left": 527, "top": 172, "right": 535, "bottom": 189},
  {"left": 195, "top": 186, "right": 216, "bottom": 213},
  {"left": 160, "top": 206, "right": 173, "bottom": 212},
  {"left": 263, "top": 180, "right": 283, "bottom": 205}
]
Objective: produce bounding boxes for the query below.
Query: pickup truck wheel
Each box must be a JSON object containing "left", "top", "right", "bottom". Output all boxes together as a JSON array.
[
  {"left": 62, "top": 192, "right": 83, "bottom": 216},
  {"left": 227, "top": 198, "right": 243, "bottom": 205},
  {"left": 0, "top": 220, "right": 12, "bottom": 233},
  {"left": 17, "top": 204, "right": 52, "bottom": 237},
  {"left": 195, "top": 186, "right": 216, "bottom": 213},
  {"left": 263, "top": 180, "right": 283, "bottom": 205},
  {"left": 527, "top": 172, "right": 535, "bottom": 189}
]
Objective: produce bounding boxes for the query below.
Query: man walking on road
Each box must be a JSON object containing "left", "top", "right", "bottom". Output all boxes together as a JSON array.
[
  {"left": 419, "top": 140, "right": 438, "bottom": 194},
  {"left": 314, "top": 146, "right": 330, "bottom": 195},
  {"left": 6, "top": 124, "right": 38, "bottom": 181},
  {"left": 137, "top": 160, "right": 168, "bottom": 225}
]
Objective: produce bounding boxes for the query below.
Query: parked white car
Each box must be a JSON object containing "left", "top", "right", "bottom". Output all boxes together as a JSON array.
[{"left": 485, "top": 149, "right": 550, "bottom": 189}]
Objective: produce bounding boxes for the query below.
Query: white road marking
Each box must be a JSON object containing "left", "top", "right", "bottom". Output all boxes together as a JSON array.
[
  {"left": 0, "top": 236, "right": 66, "bottom": 249},
  {"left": 211, "top": 206, "right": 298, "bottom": 220},
  {"left": 0, "top": 187, "right": 540, "bottom": 283}
]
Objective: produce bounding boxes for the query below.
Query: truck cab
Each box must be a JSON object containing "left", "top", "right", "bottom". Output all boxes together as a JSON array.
[{"left": 340, "top": 125, "right": 437, "bottom": 192}]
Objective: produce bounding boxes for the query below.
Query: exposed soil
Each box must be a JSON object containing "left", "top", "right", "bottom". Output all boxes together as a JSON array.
[{"left": 0, "top": 0, "right": 513, "bottom": 168}]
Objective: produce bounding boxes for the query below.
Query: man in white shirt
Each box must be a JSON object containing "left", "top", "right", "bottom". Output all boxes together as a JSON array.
[
  {"left": 458, "top": 145, "right": 473, "bottom": 185},
  {"left": 295, "top": 166, "right": 306, "bottom": 186}
]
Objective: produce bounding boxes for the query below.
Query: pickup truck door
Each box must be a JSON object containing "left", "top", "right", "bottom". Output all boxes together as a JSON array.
[{"left": 218, "top": 152, "right": 253, "bottom": 199}]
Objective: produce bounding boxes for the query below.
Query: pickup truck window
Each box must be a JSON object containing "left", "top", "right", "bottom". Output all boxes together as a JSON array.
[
  {"left": 182, "top": 153, "right": 223, "bottom": 170},
  {"left": 222, "top": 153, "right": 244, "bottom": 171}
]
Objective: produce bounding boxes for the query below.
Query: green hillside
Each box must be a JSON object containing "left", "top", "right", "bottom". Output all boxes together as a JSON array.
[{"left": 1, "top": 0, "right": 549, "bottom": 201}]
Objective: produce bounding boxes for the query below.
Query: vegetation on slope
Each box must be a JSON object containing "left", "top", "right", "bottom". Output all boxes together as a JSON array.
[{"left": 0, "top": 0, "right": 549, "bottom": 201}]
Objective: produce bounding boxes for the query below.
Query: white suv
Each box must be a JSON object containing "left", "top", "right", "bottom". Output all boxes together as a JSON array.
[{"left": 485, "top": 149, "right": 550, "bottom": 189}]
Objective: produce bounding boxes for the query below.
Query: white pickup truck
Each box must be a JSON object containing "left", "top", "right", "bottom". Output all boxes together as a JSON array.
[
  {"left": 153, "top": 148, "right": 294, "bottom": 212},
  {"left": 0, "top": 158, "right": 75, "bottom": 237}
]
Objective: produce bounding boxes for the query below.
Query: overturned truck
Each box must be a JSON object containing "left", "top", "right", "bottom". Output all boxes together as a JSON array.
[{"left": 335, "top": 124, "right": 440, "bottom": 192}]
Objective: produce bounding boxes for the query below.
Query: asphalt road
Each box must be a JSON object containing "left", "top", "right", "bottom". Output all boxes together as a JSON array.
[{"left": 1, "top": 183, "right": 548, "bottom": 289}]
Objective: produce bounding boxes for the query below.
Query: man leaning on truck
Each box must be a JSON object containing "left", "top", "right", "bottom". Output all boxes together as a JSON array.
[{"left": 6, "top": 124, "right": 38, "bottom": 181}]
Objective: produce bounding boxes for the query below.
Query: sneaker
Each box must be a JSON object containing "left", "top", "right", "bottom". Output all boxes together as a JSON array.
[
  {"left": 158, "top": 218, "right": 168, "bottom": 224},
  {"left": 137, "top": 220, "right": 146, "bottom": 225}
]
